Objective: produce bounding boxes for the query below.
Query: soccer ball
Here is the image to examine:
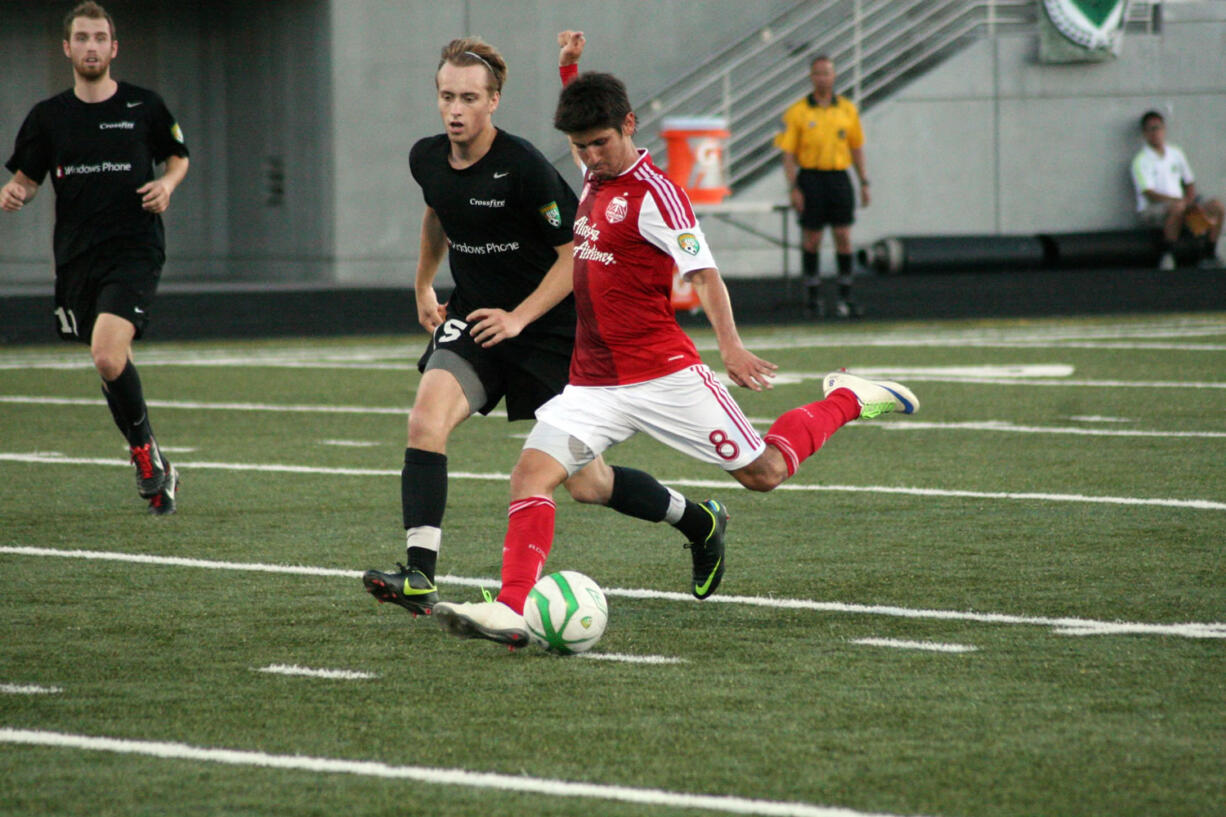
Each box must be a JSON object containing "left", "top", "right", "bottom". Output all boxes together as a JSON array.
[{"left": 523, "top": 571, "right": 608, "bottom": 655}]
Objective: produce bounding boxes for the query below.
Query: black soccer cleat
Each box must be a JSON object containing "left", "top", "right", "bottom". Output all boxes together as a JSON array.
[
  {"left": 363, "top": 564, "right": 438, "bottom": 616},
  {"left": 685, "top": 499, "right": 728, "bottom": 600},
  {"left": 147, "top": 462, "right": 179, "bottom": 516},
  {"left": 130, "top": 438, "right": 169, "bottom": 498}
]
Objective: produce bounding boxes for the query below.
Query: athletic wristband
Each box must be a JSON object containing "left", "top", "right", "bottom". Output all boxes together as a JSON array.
[{"left": 559, "top": 63, "right": 578, "bottom": 86}]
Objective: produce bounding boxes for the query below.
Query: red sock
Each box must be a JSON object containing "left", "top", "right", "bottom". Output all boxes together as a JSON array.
[
  {"left": 763, "top": 388, "right": 860, "bottom": 476},
  {"left": 496, "top": 496, "right": 556, "bottom": 614}
]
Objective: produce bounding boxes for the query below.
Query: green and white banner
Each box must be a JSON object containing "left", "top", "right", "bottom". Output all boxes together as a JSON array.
[{"left": 1039, "top": 0, "right": 1129, "bottom": 63}]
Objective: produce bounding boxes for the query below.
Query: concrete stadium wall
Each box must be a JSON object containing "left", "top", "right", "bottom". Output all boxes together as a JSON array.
[
  {"left": 2, "top": 1, "right": 1222, "bottom": 288},
  {"left": 725, "top": 1, "right": 1226, "bottom": 276}
]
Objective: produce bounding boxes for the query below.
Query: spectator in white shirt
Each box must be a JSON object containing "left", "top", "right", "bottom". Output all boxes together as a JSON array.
[{"left": 1130, "top": 110, "right": 1222, "bottom": 269}]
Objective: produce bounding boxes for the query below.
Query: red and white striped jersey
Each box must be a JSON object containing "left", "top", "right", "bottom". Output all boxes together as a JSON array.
[{"left": 570, "top": 150, "right": 718, "bottom": 386}]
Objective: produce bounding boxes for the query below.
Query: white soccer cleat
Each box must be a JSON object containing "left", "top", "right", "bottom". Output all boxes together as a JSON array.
[
  {"left": 433, "top": 600, "right": 530, "bottom": 648},
  {"left": 823, "top": 371, "right": 919, "bottom": 419}
]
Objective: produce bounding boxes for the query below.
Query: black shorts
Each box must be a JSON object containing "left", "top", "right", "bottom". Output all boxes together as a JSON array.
[
  {"left": 797, "top": 169, "right": 854, "bottom": 230},
  {"left": 53, "top": 238, "right": 164, "bottom": 344},
  {"left": 416, "top": 313, "right": 573, "bottom": 421}
]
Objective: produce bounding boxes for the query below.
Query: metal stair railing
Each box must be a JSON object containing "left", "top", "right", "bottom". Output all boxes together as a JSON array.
[{"left": 554, "top": 0, "right": 1165, "bottom": 192}]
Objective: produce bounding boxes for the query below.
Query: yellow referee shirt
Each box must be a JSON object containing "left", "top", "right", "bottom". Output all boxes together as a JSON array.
[{"left": 774, "top": 94, "right": 864, "bottom": 171}]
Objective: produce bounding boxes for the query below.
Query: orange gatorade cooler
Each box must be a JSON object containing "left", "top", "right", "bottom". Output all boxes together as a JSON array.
[{"left": 660, "top": 116, "right": 730, "bottom": 204}]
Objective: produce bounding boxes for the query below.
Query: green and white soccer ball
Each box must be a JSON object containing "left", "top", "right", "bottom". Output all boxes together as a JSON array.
[{"left": 523, "top": 570, "right": 608, "bottom": 654}]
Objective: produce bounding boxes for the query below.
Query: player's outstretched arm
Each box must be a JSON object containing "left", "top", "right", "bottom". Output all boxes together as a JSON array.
[
  {"left": 557, "top": 30, "right": 585, "bottom": 68},
  {"left": 0, "top": 171, "right": 39, "bottom": 212},
  {"left": 689, "top": 267, "right": 777, "bottom": 391},
  {"left": 415, "top": 207, "right": 449, "bottom": 332},
  {"left": 468, "top": 242, "right": 575, "bottom": 348}
]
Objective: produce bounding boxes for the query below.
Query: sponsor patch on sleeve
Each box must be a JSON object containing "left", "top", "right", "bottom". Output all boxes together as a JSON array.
[
  {"left": 678, "top": 233, "right": 700, "bottom": 256},
  {"left": 539, "top": 201, "right": 562, "bottom": 228},
  {"left": 171, "top": 123, "right": 185, "bottom": 144}
]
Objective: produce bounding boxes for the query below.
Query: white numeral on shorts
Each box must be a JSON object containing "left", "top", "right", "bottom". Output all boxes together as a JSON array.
[
  {"left": 437, "top": 318, "right": 468, "bottom": 344},
  {"left": 54, "top": 307, "right": 79, "bottom": 337}
]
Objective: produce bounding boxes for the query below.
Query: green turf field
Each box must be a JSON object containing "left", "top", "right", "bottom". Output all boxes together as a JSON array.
[{"left": 1, "top": 313, "right": 1223, "bottom": 817}]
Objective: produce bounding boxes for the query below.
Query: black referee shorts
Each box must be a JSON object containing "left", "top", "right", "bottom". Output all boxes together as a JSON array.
[
  {"left": 53, "top": 238, "right": 164, "bottom": 343},
  {"left": 416, "top": 314, "right": 573, "bottom": 421},
  {"left": 796, "top": 169, "right": 855, "bottom": 230}
]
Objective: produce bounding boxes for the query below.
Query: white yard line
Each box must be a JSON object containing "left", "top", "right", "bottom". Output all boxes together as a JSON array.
[
  {"left": 850, "top": 639, "right": 978, "bottom": 654},
  {"left": 579, "top": 653, "right": 687, "bottom": 665},
  {"left": 2, "top": 547, "right": 1222, "bottom": 640},
  {"left": 1, "top": 451, "right": 1223, "bottom": 511},
  {"left": 0, "top": 728, "right": 931, "bottom": 817},
  {"left": 0, "top": 684, "right": 63, "bottom": 695},
  {"left": 5, "top": 394, "right": 1223, "bottom": 438},
  {"left": 254, "top": 664, "right": 376, "bottom": 680}
]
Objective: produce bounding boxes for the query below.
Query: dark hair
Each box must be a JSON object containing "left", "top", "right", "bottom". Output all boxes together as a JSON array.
[
  {"left": 554, "top": 72, "right": 633, "bottom": 134},
  {"left": 1140, "top": 110, "right": 1164, "bottom": 130},
  {"left": 810, "top": 54, "right": 833, "bottom": 69},
  {"left": 63, "top": 2, "right": 114, "bottom": 41}
]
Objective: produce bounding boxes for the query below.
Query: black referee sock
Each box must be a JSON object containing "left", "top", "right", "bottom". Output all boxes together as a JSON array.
[
  {"left": 836, "top": 252, "right": 854, "bottom": 300},
  {"left": 402, "top": 447, "right": 447, "bottom": 579},
  {"left": 103, "top": 361, "right": 152, "bottom": 447}
]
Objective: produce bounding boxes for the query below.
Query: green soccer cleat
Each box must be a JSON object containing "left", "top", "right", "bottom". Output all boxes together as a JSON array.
[
  {"left": 362, "top": 564, "right": 438, "bottom": 616},
  {"left": 686, "top": 499, "right": 727, "bottom": 600}
]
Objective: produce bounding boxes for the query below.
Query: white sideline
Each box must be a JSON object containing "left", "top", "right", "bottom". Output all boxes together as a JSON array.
[
  {"left": 0, "top": 684, "right": 62, "bottom": 695},
  {"left": 850, "top": 639, "right": 978, "bottom": 654},
  {"left": 2, "top": 546, "right": 1223, "bottom": 640},
  {"left": 7, "top": 394, "right": 1226, "bottom": 439},
  {"left": 1, "top": 451, "right": 1224, "bottom": 512},
  {"left": 0, "top": 728, "right": 927, "bottom": 817},
  {"left": 254, "top": 664, "right": 376, "bottom": 680}
]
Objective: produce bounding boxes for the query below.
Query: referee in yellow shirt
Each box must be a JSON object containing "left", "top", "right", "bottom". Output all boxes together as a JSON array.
[{"left": 775, "top": 55, "right": 869, "bottom": 318}]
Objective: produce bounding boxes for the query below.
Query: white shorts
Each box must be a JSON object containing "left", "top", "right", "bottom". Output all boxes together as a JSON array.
[{"left": 528, "top": 364, "right": 766, "bottom": 475}]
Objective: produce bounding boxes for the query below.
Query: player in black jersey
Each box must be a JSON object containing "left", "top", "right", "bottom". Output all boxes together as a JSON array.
[
  {"left": 2, "top": 3, "right": 189, "bottom": 515},
  {"left": 362, "top": 37, "right": 729, "bottom": 617}
]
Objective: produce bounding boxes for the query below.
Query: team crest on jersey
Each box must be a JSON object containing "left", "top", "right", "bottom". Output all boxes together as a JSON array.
[
  {"left": 678, "top": 233, "right": 701, "bottom": 256},
  {"left": 605, "top": 196, "right": 628, "bottom": 224},
  {"left": 539, "top": 201, "right": 561, "bottom": 228}
]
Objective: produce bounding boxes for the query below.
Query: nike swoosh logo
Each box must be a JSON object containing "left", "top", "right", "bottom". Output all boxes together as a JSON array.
[
  {"left": 134, "top": 307, "right": 145, "bottom": 314},
  {"left": 694, "top": 556, "right": 722, "bottom": 596},
  {"left": 127, "top": 101, "right": 143, "bottom": 108},
  {"left": 493, "top": 171, "right": 510, "bottom": 179}
]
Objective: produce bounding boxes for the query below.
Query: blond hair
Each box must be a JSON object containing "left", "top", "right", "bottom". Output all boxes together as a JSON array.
[{"left": 437, "top": 37, "right": 507, "bottom": 95}]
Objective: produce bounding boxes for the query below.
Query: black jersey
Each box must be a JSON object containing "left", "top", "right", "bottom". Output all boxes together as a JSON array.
[
  {"left": 409, "top": 129, "right": 577, "bottom": 339},
  {"left": 5, "top": 81, "right": 190, "bottom": 267}
]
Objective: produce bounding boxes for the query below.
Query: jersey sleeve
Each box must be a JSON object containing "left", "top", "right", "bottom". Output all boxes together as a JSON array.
[
  {"left": 5, "top": 104, "right": 53, "bottom": 183},
  {"left": 773, "top": 102, "right": 801, "bottom": 154},
  {"left": 1130, "top": 151, "right": 1150, "bottom": 195},
  {"left": 148, "top": 93, "right": 189, "bottom": 163},
  {"left": 638, "top": 189, "right": 717, "bottom": 276},
  {"left": 516, "top": 149, "right": 577, "bottom": 248},
  {"left": 845, "top": 100, "right": 864, "bottom": 150}
]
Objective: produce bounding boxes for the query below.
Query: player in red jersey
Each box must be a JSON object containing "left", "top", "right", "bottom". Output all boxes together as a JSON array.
[{"left": 433, "top": 33, "right": 920, "bottom": 647}]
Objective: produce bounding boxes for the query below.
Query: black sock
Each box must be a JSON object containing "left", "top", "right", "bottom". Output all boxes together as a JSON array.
[
  {"left": 402, "top": 447, "right": 447, "bottom": 578},
  {"left": 837, "top": 253, "right": 853, "bottom": 300},
  {"left": 607, "top": 466, "right": 670, "bottom": 522},
  {"left": 607, "top": 466, "right": 711, "bottom": 544},
  {"left": 101, "top": 383, "right": 128, "bottom": 437},
  {"left": 676, "top": 500, "right": 715, "bottom": 544},
  {"left": 802, "top": 251, "right": 819, "bottom": 306},
  {"left": 103, "top": 361, "right": 152, "bottom": 446}
]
